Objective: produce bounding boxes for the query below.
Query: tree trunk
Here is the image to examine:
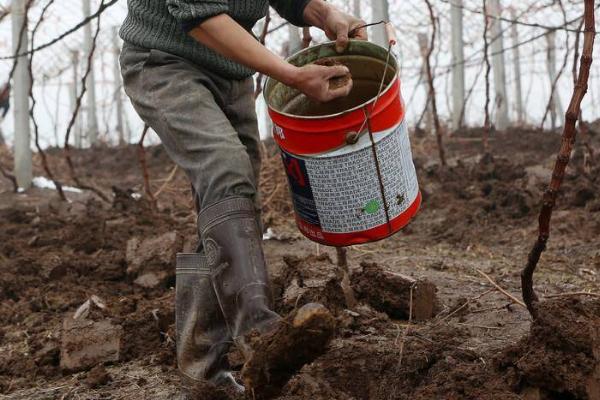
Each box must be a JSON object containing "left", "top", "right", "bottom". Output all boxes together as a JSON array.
[
  {"left": 83, "top": 0, "right": 99, "bottom": 145},
  {"left": 450, "top": 0, "right": 465, "bottom": 131},
  {"left": 545, "top": 31, "right": 564, "bottom": 130},
  {"left": 11, "top": 0, "right": 32, "bottom": 189},
  {"left": 488, "top": 0, "right": 509, "bottom": 131},
  {"left": 510, "top": 9, "right": 525, "bottom": 125},
  {"left": 371, "top": 0, "right": 390, "bottom": 47}
]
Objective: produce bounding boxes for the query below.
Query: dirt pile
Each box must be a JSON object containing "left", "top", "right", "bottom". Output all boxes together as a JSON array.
[
  {"left": 0, "top": 127, "right": 598, "bottom": 399},
  {"left": 498, "top": 298, "right": 600, "bottom": 400},
  {"left": 283, "top": 326, "right": 519, "bottom": 400},
  {"left": 270, "top": 254, "right": 439, "bottom": 321},
  {"left": 0, "top": 192, "right": 183, "bottom": 393}
]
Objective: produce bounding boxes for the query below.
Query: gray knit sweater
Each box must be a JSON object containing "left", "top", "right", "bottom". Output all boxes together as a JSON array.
[{"left": 120, "top": 0, "right": 310, "bottom": 79}]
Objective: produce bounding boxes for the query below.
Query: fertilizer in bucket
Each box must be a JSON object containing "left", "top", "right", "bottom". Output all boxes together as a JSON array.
[{"left": 264, "top": 40, "right": 421, "bottom": 246}]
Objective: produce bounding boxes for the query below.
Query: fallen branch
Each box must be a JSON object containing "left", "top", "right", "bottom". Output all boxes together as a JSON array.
[
  {"left": 153, "top": 164, "right": 178, "bottom": 199},
  {"left": 434, "top": 288, "right": 494, "bottom": 325},
  {"left": 522, "top": 0, "right": 595, "bottom": 320},
  {"left": 456, "top": 322, "right": 502, "bottom": 330},
  {"left": 476, "top": 269, "right": 526, "bottom": 308}
]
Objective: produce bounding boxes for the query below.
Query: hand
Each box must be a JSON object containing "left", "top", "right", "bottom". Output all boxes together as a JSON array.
[
  {"left": 304, "top": 1, "right": 368, "bottom": 53},
  {"left": 288, "top": 64, "right": 353, "bottom": 102},
  {"left": 322, "top": 8, "right": 368, "bottom": 53}
]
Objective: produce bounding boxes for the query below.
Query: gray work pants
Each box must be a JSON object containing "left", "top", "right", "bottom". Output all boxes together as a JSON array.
[{"left": 119, "top": 44, "right": 262, "bottom": 213}]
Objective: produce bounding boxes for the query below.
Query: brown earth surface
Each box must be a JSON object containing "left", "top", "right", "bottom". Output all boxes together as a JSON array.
[{"left": 0, "top": 126, "right": 599, "bottom": 399}]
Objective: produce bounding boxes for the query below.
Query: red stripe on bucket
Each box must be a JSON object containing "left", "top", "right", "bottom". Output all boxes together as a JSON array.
[
  {"left": 270, "top": 79, "right": 405, "bottom": 156},
  {"left": 294, "top": 191, "right": 422, "bottom": 246}
]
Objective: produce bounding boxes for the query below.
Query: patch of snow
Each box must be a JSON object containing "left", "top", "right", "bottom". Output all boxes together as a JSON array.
[
  {"left": 262, "top": 228, "right": 279, "bottom": 241},
  {"left": 32, "top": 176, "right": 83, "bottom": 193}
]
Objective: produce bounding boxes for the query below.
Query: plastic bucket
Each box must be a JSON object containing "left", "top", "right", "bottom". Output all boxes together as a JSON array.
[{"left": 264, "top": 40, "right": 421, "bottom": 246}]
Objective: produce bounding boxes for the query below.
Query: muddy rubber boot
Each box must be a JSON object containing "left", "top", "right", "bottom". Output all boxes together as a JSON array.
[
  {"left": 198, "top": 197, "right": 336, "bottom": 398},
  {"left": 176, "top": 253, "right": 244, "bottom": 397}
]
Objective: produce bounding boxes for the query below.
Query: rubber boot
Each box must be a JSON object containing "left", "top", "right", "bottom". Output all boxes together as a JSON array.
[
  {"left": 198, "top": 197, "right": 336, "bottom": 398},
  {"left": 175, "top": 253, "right": 244, "bottom": 396},
  {"left": 197, "top": 197, "right": 280, "bottom": 344}
]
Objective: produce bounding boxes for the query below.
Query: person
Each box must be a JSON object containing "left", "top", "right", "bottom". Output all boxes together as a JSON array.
[
  {"left": 0, "top": 82, "right": 10, "bottom": 146},
  {"left": 119, "top": 0, "right": 366, "bottom": 396}
]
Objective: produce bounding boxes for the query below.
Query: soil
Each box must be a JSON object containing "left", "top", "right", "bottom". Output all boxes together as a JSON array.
[
  {"left": 313, "top": 58, "right": 353, "bottom": 90},
  {"left": 0, "top": 126, "right": 599, "bottom": 399},
  {"left": 242, "top": 303, "right": 336, "bottom": 399}
]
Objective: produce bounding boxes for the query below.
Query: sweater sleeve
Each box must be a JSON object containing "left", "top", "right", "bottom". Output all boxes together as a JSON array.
[
  {"left": 269, "top": 0, "right": 312, "bottom": 27},
  {"left": 166, "top": 0, "right": 229, "bottom": 32}
]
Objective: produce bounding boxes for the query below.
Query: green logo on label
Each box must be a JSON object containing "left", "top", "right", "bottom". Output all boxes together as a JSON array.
[{"left": 364, "top": 200, "right": 380, "bottom": 214}]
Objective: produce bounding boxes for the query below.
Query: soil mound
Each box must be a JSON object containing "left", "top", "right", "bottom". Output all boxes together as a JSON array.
[{"left": 498, "top": 298, "right": 600, "bottom": 399}]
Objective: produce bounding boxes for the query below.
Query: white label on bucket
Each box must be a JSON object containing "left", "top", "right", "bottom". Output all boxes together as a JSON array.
[{"left": 282, "top": 120, "right": 419, "bottom": 234}]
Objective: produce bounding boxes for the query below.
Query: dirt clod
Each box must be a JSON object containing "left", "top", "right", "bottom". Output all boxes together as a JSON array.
[
  {"left": 352, "top": 262, "right": 440, "bottom": 320},
  {"left": 60, "top": 317, "right": 123, "bottom": 372},
  {"left": 83, "top": 365, "right": 112, "bottom": 388},
  {"left": 241, "top": 303, "right": 336, "bottom": 399},
  {"left": 313, "top": 58, "right": 352, "bottom": 90}
]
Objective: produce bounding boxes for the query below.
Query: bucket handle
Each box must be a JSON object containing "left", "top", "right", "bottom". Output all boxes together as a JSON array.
[
  {"left": 351, "top": 26, "right": 396, "bottom": 142},
  {"left": 349, "top": 21, "right": 398, "bottom": 48},
  {"left": 348, "top": 22, "right": 398, "bottom": 234}
]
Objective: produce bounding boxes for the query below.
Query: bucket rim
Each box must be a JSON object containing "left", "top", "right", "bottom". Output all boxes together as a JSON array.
[{"left": 264, "top": 40, "right": 399, "bottom": 121}]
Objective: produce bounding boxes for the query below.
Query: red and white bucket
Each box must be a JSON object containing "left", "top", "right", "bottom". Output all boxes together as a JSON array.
[{"left": 264, "top": 40, "right": 421, "bottom": 246}]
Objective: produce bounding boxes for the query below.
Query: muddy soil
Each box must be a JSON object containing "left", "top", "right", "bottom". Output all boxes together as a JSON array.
[
  {"left": 0, "top": 127, "right": 598, "bottom": 399},
  {"left": 313, "top": 58, "right": 352, "bottom": 90}
]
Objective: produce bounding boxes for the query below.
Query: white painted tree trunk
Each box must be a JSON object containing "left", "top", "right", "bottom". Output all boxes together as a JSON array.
[
  {"left": 71, "top": 50, "right": 83, "bottom": 148},
  {"left": 53, "top": 77, "right": 62, "bottom": 146},
  {"left": 510, "top": 9, "right": 524, "bottom": 125},
  {"left": 113, "top": 26, "right": 125, "bottom": 145},
  {"left": 450, "top": 0, "right": 465, "bottom": 131},
  {"left": 371, "top": 0, "right": 390, "bottom": 48},
  {"left": 11, "top": 0, "right": 32, "bottom": 189},
  {"left": 83, "top": 0, "right": 99, "bottom": 145},
  {"left": 545, "top": 31, "right": 564, "bottom": 130},
  {"left": 488, "top": 0, "right": 509, "bottom": 131},
  {"left": 287, "top": 25, "right": 302, "bottom": 56},
  {"left": 353, "top": 0, "right": 361, "bottom": 18},
  {"left": 418, "top": 32, "right": 433, "bottom": 134}
]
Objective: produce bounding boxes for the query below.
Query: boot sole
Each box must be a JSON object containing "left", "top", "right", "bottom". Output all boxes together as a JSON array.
[{"left": 241, "top": 303, "right": 336, "bottom": 398}]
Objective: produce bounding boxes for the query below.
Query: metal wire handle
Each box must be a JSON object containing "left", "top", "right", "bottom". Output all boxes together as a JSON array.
[
  {"left": 356, "top": 22, "right": 399, "bottom": 233},
  {"left": 355, "top": 23, "right": 397, "bottom": 139}
]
